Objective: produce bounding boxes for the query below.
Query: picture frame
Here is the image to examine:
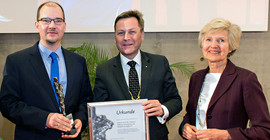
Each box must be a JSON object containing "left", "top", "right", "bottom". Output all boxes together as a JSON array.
[{"left": 87, "top": 99, "right": 149, "bottom": 140}]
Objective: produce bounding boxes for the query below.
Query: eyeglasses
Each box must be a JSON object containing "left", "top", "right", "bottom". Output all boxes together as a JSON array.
[{"left": 38, "top": 18, "right": 65, "bottom": 25}]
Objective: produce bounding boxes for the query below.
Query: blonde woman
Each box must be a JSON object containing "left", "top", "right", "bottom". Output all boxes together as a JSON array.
[{"left": 179, "top": 18, "right": 270, "bottom": 139}]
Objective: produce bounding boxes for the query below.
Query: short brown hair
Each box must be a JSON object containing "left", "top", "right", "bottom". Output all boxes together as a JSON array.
[
  {"left": 37, "top": 1, "right": 65, "bottom": 21},
  {"left": 114, "top": 10, "right": 144, "bottom": 32}
]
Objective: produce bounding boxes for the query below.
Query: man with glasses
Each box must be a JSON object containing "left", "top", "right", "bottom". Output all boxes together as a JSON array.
[{"left": 0, "top": 1, "right": 93, "bottom": 139}]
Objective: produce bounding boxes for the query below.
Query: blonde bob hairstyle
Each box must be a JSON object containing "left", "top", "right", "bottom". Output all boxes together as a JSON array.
[{"left": 198, "top": 18, "right": 242, "bottom": 57}]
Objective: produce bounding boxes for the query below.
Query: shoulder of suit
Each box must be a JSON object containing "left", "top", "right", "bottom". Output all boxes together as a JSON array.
[
  {"left": 96, "top": 55, "right": 118, "bottom": 69},
  {"left": 191, "top": 68, "right": 207, "bottom": 79},
  {"left": 234, "top": 65, "right": 255, "bottom": 77},
  {"left": 192, "top": 61, "right": 255, "bottom": 78},
  {"left": 225, "top": 60, "right": 255, "bottom": 76},
  {"left": 141, "top": 51, "right": 167, "bottom": 60},
  {"left": 62, "top": 48, "right": 86, "bottom": 61},
  {"left": 7, "top": 44, "right": 38, "bottom": 59}
]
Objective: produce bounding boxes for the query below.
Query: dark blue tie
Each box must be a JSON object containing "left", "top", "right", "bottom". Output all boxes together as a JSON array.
[{"left": 50, "top": 52, "right": 60, "bottom": 110}]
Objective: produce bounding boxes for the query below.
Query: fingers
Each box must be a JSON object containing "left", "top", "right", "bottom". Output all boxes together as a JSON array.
[
  {"left": 142, "top": 100, "right": 163, "bottom": 117},
  {"left": 183, "top": 124, "right": 197, "bottom": 140},
  {"left": 196, "top": 129, "right": 208, "bottom": 139},
  {"left": 74, "top": 119, "right": 82, "bottom": 130},
  {"left": 62, "top": 119, "right": 82, "bottom": 138},
  {"left": 189, "top": 125, "right": 198, "bottom": 132},
  {"left": 46, "top": 113, "right": 72, "bottom": 132}
]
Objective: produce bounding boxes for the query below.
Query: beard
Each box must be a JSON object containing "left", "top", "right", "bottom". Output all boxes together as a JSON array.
[
  {"left": 45, "top": 29, "right": 61, "bottom": 45},
  {"left": 46, "top": 35, "right": 60, "bottom": 45}
]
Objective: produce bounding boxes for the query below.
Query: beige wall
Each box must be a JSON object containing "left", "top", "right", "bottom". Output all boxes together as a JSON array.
[{"left": 1, "top": 14, "right": 270, "bottom": 140}]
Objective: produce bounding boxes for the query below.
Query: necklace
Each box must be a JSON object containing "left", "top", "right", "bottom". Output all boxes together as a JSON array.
[{"left": 129, "top": 90, "right": 141, "bottom": 100}]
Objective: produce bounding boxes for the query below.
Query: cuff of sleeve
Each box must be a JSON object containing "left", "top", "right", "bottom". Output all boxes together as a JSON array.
[{"left": 156, "top": 105, "right": 169, "bottom": 124}]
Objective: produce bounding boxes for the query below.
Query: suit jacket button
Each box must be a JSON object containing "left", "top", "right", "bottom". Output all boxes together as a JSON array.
[{"left": 207, "top": 115, "right": 212, "bottom": 119}]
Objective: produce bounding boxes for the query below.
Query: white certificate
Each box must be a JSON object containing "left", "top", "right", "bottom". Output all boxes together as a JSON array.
[{"left": 87, "top": 99, "right": 149, "bottom": 140}]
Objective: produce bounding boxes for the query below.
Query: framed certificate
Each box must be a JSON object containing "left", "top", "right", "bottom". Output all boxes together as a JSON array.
[{"left": 87, "top": 99, "right": 149, "bottom": 140}]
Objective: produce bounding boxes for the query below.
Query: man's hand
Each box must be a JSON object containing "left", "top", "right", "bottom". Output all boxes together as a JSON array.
[
  {"left": 46, "top": 113, "right": 72, "bottom": 132},
  {"left": 61, "top": 119, "right": 82, "bottom": 139},
  {"left": 142, "top": 100, "right": 163, "bottom": 117}
]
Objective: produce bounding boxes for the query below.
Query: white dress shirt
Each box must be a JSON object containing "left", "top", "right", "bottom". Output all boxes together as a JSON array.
[
  {"left": 120, "top": 50, "right": 169, "bottom": 124},
  {"left": 196, "top": 73, "right": 221, "bottom": 129}
]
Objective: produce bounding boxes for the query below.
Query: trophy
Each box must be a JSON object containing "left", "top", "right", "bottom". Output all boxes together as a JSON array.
[{"left": 53, "top": 77, "right": 77, "bottom": 135}]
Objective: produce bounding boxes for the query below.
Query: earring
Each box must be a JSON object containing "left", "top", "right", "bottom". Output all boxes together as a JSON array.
[{"left": 200, "top": 56, "right": 204, "bottom": 61}]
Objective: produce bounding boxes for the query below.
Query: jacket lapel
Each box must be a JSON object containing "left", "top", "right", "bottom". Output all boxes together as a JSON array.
[
  {"left": 113, "top": 54, "right": 131, "bottom": 99},
  {"left": 62, "top": 49, "right": 73, "bottom": 102},
  {"left": 29, "top": 42, "right": 59, "bottom": 110},
  {"left": 140, "top": 51, "right": 151, "bottom": 99},
  {"left": 192, "top": 68, "right": 209, "bottom": 111},
  {"left": 208, "top": 60, "right": 237, "bottom": 109}
]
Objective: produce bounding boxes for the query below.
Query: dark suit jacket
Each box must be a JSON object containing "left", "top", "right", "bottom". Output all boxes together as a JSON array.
[
  {"left": 180, "top": 60, "right": 270, "bottom": 139},
  {"left": 0, "top": 42, "right": 93, "bottom": 140},
  {"left": 94, "top": 51, "right": 182, "bottom": 140}
]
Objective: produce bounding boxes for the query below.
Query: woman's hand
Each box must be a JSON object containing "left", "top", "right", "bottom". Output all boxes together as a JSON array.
[
  {"left": 196, "top": 129, "right": 231, "bottom": 140},
  {"left": 183, "top": 123, "right": 198, "bottom": 140}
]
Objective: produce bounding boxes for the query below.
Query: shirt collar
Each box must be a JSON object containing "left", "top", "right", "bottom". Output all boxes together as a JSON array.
[
  {"left": 120, "top": 50, "right": 141, "bottom": 66},
  {"left": 38, "top": 41, "right": 62, "bottom": 58}
]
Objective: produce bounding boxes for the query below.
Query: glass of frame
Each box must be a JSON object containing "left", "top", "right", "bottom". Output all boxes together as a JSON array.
[{"left": 87, "top": 99, "right": 149, "bottom": 140}]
